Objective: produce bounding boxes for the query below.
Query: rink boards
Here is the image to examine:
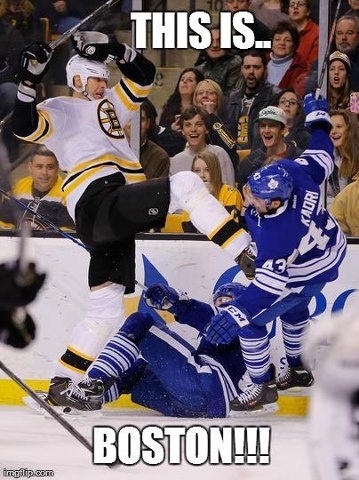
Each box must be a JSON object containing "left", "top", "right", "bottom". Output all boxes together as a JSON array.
[{"left": 0, "top": 233, "right": 358, "bottom": 415}]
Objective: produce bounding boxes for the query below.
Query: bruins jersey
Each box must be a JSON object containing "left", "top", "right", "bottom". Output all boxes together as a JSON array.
[
  {"left": 15, "top": 77, "right": 151, "bottom": 219},
  {"left": 162, "top": 184, "right": 243, "bottom": 233},
  {"left": 0, "top": 176, "right": 75, "bottom": 231}
]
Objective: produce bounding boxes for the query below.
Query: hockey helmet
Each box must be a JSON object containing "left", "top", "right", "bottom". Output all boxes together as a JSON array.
[
  {"left": 213, "top": 282, "right": 246, "bottom": 306},
  {"left": 66, "top": 54, "right": 110, "bottom": 92},
  {"left": 247, "top": 164, "right": 293, "bottom": 203}
]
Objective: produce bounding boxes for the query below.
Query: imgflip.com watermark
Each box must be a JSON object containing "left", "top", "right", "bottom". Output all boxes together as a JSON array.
[{"left": 2, "top": 468, "right": 54, "bottom": 478}]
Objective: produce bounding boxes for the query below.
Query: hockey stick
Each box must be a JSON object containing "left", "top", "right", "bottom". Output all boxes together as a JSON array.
[
  {"left": 0, "top": 187, "right": 90, "bottom": 252},
  {"left": 315, "top": 0, "right": 343, "bottom": 99},
  {"left": 49, "top": 0, "right": 122, "bottom": 51},
  {"left": 0, "top": 139, "right": 96, "bottom": 459},
  {"left": 0, "top": 360, "right": 94, "bottom": 454},
  {"left": 2, "top": 188, "right": 152, "bottom": 290}
]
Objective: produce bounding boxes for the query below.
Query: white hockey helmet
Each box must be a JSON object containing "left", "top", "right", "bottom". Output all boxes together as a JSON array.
[{"left": 66, "top": 54, "right": 110, "bottom": 92}]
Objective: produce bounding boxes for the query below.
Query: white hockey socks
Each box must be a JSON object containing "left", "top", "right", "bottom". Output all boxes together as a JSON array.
[
  {"left": 54, "top": 283, "right": 125, "bottom": 383},
  {"left": 169, "top": 172, "right": 250, "bottom": 258}
]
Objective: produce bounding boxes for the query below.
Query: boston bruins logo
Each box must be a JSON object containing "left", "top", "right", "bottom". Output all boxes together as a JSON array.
[{"left": 97, "top": 100, "right": 125, "bottom": 139}]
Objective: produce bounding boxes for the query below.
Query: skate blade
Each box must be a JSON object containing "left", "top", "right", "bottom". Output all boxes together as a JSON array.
[
  {"left": 229, "top": 402, "right": 279, "bottom": 417},
  {"left": 22, "top": 393, "right": 103, "bottom": 418}
]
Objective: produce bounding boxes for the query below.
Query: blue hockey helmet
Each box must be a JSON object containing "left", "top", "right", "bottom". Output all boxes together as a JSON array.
[
  {"left": 213, "top": 282, "right": 246, "bottom": 306},
  {"left": 247, "top": 164, "right": 293, "bottom": 203}
]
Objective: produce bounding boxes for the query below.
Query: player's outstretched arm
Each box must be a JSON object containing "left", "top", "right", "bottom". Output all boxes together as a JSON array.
[
  {"left": 72, "top": 31, "right": 156, "bottom": 86},
  {"left": 13, "top": 42, "right": 53, "bottom": 138},
  {"left": 143, "top": 283, "right": 215, "bottom": 332},
  {"left": 295, "top": 93, "right": 334, "bottom": 184}
]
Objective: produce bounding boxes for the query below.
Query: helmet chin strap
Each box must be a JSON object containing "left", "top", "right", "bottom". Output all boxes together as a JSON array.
[{"left": 83, "top": 87, "right": 95, "bottom": 101}]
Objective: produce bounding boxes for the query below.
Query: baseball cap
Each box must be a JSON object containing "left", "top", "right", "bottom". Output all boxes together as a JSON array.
[
  {"left": 255, "top": 106, "right": 287, "bottom": 126},
  {"left": 329, "top": 51, "right": 351, "bottom": 70}
]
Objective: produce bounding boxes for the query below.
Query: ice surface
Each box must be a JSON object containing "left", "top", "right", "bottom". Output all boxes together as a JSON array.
[{"left": 0, "top": 406, "right": 314, "bottom": 480}]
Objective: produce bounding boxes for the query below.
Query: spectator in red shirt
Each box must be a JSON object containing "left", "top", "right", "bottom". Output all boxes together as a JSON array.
[
  {"left": 267, "top": 20, "right": 309, "bottom": 97},
  {"left": 288, "top": 0, "right": 319, "bottom": 67}
]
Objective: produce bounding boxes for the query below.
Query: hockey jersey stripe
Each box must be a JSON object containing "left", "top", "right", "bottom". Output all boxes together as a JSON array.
[
  {"left": 253, "top": 270, "right": 287, "bottom": 295},
  {"left": 199, "top": 354, "right": 239, "bottom": 401},
  {"left": 298, "top": 150, "right": 333, "bottom": 176},
  {"left": 287, "top": 234, "right": 346, "bottom": 283},
  {"left": 16, "top": 110, "right": 53, "bottom": 143},
  {"left": 62, "top": 164, "right": 146, "bottom": 197},
  {"left": 62, "top": 155, "right": 145, "bottom": 195},
  {"left": 68, "top": 154, "right": 143, "bottom": 176},
  {"left": 123, "top": 77, "right": 152, "bottom": 98},
  {"left": 114, "top": 79, "right": 151, "bottom": 112}
]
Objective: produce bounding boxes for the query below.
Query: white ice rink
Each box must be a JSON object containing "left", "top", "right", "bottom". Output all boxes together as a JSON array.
[{"left": 0, "top": 406, "right": 315, "bottom": 480}]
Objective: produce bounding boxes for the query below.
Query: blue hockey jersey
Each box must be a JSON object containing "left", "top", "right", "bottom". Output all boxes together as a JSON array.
[{"left": 239, "top": 127, "right": 347, "bottom": 320}]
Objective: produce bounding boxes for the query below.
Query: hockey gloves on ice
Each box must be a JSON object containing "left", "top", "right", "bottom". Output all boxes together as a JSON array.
[
  {"left": 72, "top": 31, "right": 136, "bottom": 64},
  {"left": 144, "top": 283, "right": 189, "bottom": 311},
  {"left": 303, "top": 93, "right": 331, "bottom": 130},
  {"left": 206, "top": 304, "right": 250, "bottom": 345},
  {"left": 18, "top": 42, "right": 53, "bottom": 84},
  {"left": 236, "top": 243, "right": 257, "bottom": 280}
]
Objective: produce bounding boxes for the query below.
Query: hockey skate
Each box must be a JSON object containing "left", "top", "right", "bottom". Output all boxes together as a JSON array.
[
  {"left": 276, "top": 365, "right": 314, "bottom": 391},
  {"left": 23, "top": 377, "right": 105, "bottom": 417},
  {"left": 229, "top": 366, "right": 278, "bottom": 415}
]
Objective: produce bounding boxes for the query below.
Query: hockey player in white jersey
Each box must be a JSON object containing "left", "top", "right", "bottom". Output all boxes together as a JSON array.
[
  {"left": 205, "top": 93, "right": 347, "bottom": 414},
  {"left": 12, "top": 33, "right": 252, "bottom": 410}
]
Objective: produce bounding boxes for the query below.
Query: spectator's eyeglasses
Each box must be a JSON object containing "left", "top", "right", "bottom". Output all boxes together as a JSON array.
[
  {"left": 279, "top": 99, "right": 299, "bottom": 106},
  {"left": 289, "top": 1, "right": 307, "bottom": 7}
]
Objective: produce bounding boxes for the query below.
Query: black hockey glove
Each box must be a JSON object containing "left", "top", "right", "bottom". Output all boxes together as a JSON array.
[
  {"left": 236, "top": 243, "right": 257, "bottom": 280},
  {"left": 17, "top": 42, "right": 53, "bottom": 84},
  {"left": 0, "top": 309, "right": 36, "bottom": 349},
  {"left": 0, "top": 262, "right": 46, "bottom": 309},
  {"left": 71, "top": 31, "right": 136, "bottom": 64}
]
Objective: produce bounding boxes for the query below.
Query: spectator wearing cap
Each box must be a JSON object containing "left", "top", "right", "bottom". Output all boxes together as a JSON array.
[
  {"left": 237, "top": 105, "right": 303, "bottom": 191},
  {"left": 328, "top": 51, "right": 353, "bottom": 110},
  {"left": 222, "top": 50, "right": 281, "bottom": 153},
  {"left": 335, "top": 15, "right": 359, "bottom": 90},
  {"left": 288, "top": 0, "right": 319, "bottom": 67},
  {"left": 123, "top": 100, "right": 170, "bottom": 179},
  {"left": 267, "top": 20, "right": 309, "bottom": 97}
]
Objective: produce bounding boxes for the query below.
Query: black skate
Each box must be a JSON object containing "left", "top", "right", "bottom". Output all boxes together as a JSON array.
[
  {"left": 46, "top": 376, "right": 105, "bottom": 414},
  {"left": 229, "top": 366, "right": 278, "bottom": 415},
  {"left": 276, "top": 365, "right": 314, "bottom": 391}
]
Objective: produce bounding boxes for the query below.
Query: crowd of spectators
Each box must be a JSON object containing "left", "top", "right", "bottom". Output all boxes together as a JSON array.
[{"left": 1, "top": 0, "right": 359, "bottom": 238}]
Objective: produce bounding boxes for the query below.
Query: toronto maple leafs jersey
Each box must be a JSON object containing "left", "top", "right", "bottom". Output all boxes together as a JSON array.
[
  {"left": 15, "top": 76, "right": 151, "bottom": 219},
  {"left": 239, "top": 127, "right": 347, "bottom": 320}
]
